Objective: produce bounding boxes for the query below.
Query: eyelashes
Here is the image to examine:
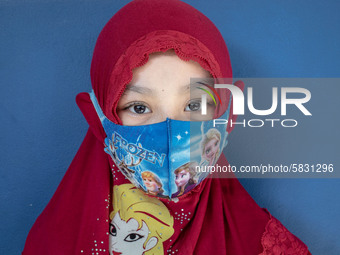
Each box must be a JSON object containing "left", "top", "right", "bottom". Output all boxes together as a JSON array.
[
  {"left": 122, "top": 102, "right": 151, "bottom": 115},
  {"left": 184, "top": 99, "right": 216, "bottom": 112},
  {"left": 122, "top": 99, "right": 215, "bottom": 115}
]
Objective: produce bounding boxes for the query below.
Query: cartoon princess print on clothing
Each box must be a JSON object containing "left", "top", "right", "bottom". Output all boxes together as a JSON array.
[{"left": 109, "top": 184, "right": 174, "bottom": 255}]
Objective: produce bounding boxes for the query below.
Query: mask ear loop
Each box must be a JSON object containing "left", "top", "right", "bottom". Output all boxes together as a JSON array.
[
  {"left": 89, "top": 90, "right": 118, "bottom": 172},
  {"left": 89, "top": 90, "right": 108, "bottom": 123}
]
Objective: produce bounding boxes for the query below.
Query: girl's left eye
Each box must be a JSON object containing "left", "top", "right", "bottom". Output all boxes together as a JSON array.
[{"left": 185, "top": 101, "right": 201, "bottom": 112}]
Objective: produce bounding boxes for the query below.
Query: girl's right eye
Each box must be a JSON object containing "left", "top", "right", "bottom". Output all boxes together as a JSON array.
[{"left": 125, "top": 103, "right": 151, "bottom": 114}]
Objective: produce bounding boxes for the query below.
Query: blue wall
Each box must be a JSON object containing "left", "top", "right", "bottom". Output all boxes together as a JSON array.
[{"left": 1, "top": 0, "right": 339, "bottom": 254}]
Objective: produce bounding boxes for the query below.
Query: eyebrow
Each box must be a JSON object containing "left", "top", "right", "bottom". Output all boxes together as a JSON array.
[
  {"left": 124, "top": 85, "right": 153, "bottom": 95},
  {"left": 124, "top": 80, "right": 212, "bottom": 95},
  {"left": 195, "top": 79, "right": 214, "bottom": 88},
  {"left": 124, "top": 84, "right": 190, "bottom": 94}
]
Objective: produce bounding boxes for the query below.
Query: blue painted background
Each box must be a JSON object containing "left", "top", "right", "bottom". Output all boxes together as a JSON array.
[{"left": 1, "top": 0, "right": 339, "bottom": 254}]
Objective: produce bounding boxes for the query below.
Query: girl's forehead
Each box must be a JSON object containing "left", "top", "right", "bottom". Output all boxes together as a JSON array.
[{"left": 126, "top": 51, "right": 211, "bottom": 91}]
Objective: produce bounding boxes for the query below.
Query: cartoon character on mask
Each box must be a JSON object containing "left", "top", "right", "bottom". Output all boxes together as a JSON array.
[
  {"left": 172, "top": 162, "right": 198, "bottom": 197},
  {"left": 109, "top": 184, "right": 174, "bottom": 255},
  {"left": 200, "top": 128, "right": 221, "bottom": 166},
  {"left": 141, "top": 171, "right": 165, "bottom": 197}
]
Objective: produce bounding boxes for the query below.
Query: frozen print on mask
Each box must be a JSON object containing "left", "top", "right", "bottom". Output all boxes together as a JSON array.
[
  {"left": 104, "top": 137, "right": 146, "bottom": 189},
  {"left": 109, "top": 184, "right": 174, "bottom": 255},
  {"left": 201, "top": 128, "right": 221, "bottom": 166},
  {"left": 90, "top": 90, "right": 231, "bottom": 199},
  {"left": 141, "top": 171, "right": 166, "bottom": 197},
  {"left": 194, "top": 128, "right": 222, "bottom": 183},
  {"left": 173, "top": 162, "right": 198, "bottom": 197}
]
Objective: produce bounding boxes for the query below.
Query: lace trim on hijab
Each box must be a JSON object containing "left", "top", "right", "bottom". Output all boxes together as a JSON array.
[
  {"left": 107, "top": 30, "right": 222, "bottom": 124},
  {"left": 260, "top": 211, "right": 310, "bottom": 255}
]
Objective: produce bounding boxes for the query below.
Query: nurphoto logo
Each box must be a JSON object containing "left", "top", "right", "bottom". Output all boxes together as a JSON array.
[{"left": 201, "top": 84, "right": 312, "bottom": 128}]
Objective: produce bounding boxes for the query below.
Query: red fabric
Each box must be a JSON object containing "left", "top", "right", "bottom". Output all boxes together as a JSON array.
[
  {"left": 260, "top": 211, "right": 310, "bottom": 255},
  {"left": 23, "top": 0, "right": 310, "bottom": 254}
]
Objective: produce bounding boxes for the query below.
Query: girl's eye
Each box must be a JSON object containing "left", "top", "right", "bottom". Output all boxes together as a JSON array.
[
  {"left": 124, "top": 233, "right": 144, "bottom": 242},
  {"left": 206, "top": 148, "right": 211, "bottom": 154},
  {"left": 185, "top": 101, "right": 201, "bottom": 112},
  {"left": 109, "top": 223, "right": 117, "bottom": 236},
  {"left": 126, "top": 103, "right": 151, "bottom": 114}
]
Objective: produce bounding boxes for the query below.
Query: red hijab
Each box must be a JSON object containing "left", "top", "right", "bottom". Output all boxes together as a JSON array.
[{"left": 23, "top": 0, "right": 310, "bottom": 254}]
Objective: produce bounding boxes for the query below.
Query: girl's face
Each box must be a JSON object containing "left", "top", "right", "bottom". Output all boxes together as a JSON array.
[
  {"left": 142, "top": 176, "right": 160, "bottom": 193},
  {"left": 204, "top": 137, "right": 220, "bottom": 161},
  {"left": 117, "top": 51, "right": 214, "bottom": 126},
  {"left": 175, "top": 169, "right": 190, "bottom": 188}
]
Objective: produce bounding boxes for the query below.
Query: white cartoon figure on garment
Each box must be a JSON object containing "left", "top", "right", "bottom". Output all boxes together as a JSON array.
[{"left": 109, "top": 184, "right": 174, "bottom": 255}]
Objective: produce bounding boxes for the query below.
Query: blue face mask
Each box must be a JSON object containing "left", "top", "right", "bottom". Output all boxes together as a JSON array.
[{"left": 90, "top": 90, "right": 231, "bottom": 199}]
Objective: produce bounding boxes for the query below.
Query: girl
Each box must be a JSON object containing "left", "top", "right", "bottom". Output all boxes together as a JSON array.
[{"left": 23, "top": 0, "right": 311, "bottom": 254}]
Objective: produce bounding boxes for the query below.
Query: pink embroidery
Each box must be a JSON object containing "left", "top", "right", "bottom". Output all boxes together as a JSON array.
[{"left": 260, "top": 215, "right": 309, "bottom": 255}]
